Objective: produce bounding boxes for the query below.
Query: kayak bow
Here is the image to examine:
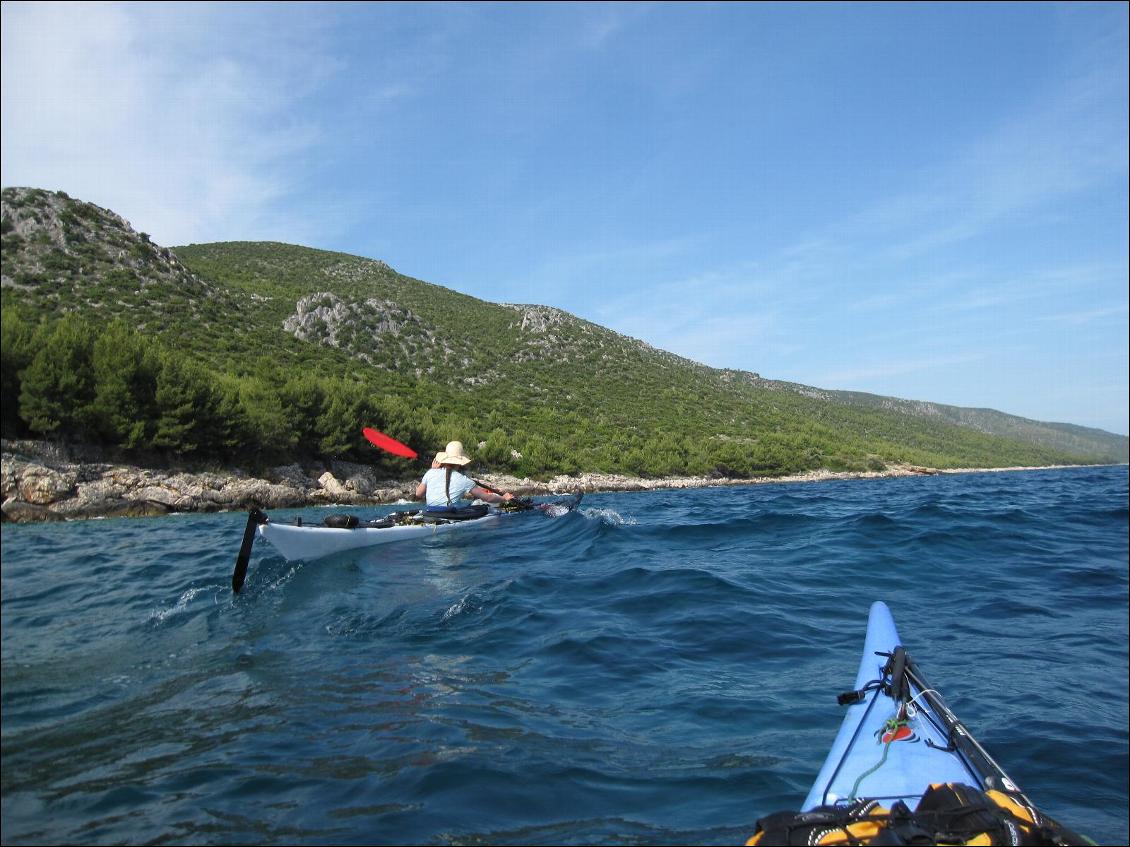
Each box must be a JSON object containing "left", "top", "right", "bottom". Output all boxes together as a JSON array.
[
  {"left": 804, "top": 600, "right": 1017, "bottom": 810},
  {"left": 746, "top": 601, "right": 1087, "bottom": 845}
]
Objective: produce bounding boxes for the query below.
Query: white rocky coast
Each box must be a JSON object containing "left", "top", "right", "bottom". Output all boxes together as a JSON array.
[{"left": 5, "top": 438, "right": 1064, "bottom": 524}]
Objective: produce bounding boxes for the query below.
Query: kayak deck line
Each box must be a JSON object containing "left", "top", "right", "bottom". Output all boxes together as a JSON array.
[
  {"left": 746, "top": 601, "right": 1089, "bottom": 846},
  {"left": 231, "top": 493, "right": 583, "bottom": 592}
]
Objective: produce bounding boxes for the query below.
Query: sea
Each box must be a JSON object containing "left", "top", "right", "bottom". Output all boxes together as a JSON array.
[{"left": 1, "top": 465, "right": 1127, "bottom": 845}]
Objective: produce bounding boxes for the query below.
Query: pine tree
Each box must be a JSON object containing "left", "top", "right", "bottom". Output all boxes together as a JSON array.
[
  {"left": 19, "top": 314, "right": 98, "bottom": 438},
  {"left": 1, "top": 306, "right": 37, "bottom": 437},
  {"left": 152, "top": 352, "right": 214, "bottom": 454},
  {"left": 91, "top": 320, "right": 160, "bottom": 448}
]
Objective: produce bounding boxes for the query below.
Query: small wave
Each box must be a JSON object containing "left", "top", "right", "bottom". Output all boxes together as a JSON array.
[
  {"left": 633, "top": 510, "right": 821, "bottom": 546},
  {"left": 851, "top": 512, "right": 901, "bottom": 527},
  {"left": 325, "top": 605, "right": 408, "bottom": 638},
  {"left": 148, "top": 586, "right": 207, "bottom": 624},
  {"left": 265, "top": 564, "right": 302, "bottom": 592},
  {"left": 441, "top": 593, "right": 481, "bottom": 623},
  {"left": 589, "top": 564, "right": 744, "bottom": 596},
  {"left": 579, "top": 507, "right": 636, "bottom": 526},
  {"left": 538, "top": 503, "right": 574, "bottom": 518},
  {"left": 967, "top": 596, "right": 1057, "bottom": 619}
]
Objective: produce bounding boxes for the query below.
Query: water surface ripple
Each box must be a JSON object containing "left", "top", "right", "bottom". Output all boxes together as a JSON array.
[{"left": 2, "top": 467, "right": 1127, "bottom": 844}]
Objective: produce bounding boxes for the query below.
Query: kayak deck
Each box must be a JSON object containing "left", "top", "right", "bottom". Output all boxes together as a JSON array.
[
  {"left": 747, "top": 601, "right": 1086, "bottom": 845},
  {"left": 803, "top": 601, "right": 1007, "bottom": 810}
]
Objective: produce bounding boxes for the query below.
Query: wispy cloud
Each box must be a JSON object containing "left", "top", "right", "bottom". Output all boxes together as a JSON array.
[
  {"left": 579, "top": 253, "right": 808, "bottom": 370},
  {"left": 579, "top": 3, "right": 653, "bottom": 49},
  {"left": 1035, "top": 304, "right": 1129, "bottom": 326},
  {"left": 1, "top": 2, "right": 337, "bottom": 246},
  {"left": 862, "top": 43, "right": 1126, "bottom": 266},
  {"left": 586, "top": 13, "right": 1127, "bottom": 394},
  {"left": 814, "top": 353, "right": 986, "bottom": 388}
]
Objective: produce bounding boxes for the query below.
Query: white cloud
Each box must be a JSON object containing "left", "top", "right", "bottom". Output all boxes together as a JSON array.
[
  {"left": 616, "top": 18, "right": 1128, "bottom": 392},
  {"left": 1, "top": 2, "right": 332, "bottom": 246},
  {"left": 579, "top": 253, "right": 809, "bottom": 372}
]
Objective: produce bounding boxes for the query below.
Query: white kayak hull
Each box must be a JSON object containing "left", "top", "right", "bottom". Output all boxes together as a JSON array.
[
  {"left": 251, "top": 493, "right": 584, "bottom": 564},
  {"left": 257, "top": 511, "right": 501, "bottom": 562}
]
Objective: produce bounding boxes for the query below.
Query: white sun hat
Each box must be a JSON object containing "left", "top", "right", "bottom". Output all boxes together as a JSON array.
[{"left": 435, "top": 440, "right": 472, "bottom": 466}]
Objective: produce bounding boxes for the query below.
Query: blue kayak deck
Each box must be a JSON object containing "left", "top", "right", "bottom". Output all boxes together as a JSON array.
[{"left": 802, "top": 601, "right": 989, "bottom": 810}]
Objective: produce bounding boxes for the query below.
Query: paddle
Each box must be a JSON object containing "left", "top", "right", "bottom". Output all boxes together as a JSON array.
[
  {"left": 362, "top": 427, "right": 511, "bottom": 498},
  {"left": 231, "top": 507, "right": 266, "bottom": 594}
]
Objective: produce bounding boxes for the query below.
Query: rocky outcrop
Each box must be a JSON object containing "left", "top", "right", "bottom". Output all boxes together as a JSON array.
[
  {"left": 283, "top": 292, "right": 424, "bottom": 350},
  {"left": 1, "top": 187, "right": 222, "bottom": 308},
  {"left": 1, "top": 442, "right": 420, "bottom": 523},
  {"left": 504, "top": 304, "right": 572, "bottom": 334},
  {"left": 2, "top": 441, "right": 749, "bottom": 522},
  {"left": 0, "top": 449, "right": 742, "bottom": 522},
  {"left": 7, "top": 439, "right": 1038, "bottom": 525},
  {"left": 281, "top": 291, "right": 482, "bottom": 376}
]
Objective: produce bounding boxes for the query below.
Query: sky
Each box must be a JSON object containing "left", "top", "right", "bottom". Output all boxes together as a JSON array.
[{"left": 3, "top": 2, "right": 1127, "bottom": 436}]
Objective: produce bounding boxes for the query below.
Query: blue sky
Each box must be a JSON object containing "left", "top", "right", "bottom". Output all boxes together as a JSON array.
[{"left": 3, "top": 2, "right": 1127, "bottom": 435}]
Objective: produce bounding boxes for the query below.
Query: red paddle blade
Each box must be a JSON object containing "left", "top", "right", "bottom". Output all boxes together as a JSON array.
[{"left": 362, "top": 427, "right": 418, "bottom": 459}]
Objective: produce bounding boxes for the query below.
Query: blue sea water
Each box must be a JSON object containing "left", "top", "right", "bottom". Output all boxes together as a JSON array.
[{"left": 1, "top": 466, "right": 1127, "bottom": 845}]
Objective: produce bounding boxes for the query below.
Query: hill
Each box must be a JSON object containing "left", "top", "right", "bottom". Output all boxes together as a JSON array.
[{"left": 3, "top": 186, "right": 1126, "bottom": 479}]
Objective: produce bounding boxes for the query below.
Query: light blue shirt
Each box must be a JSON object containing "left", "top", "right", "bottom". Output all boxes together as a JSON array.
[{"left": 421, "top": 467, "right": 476, "bottom": 508}]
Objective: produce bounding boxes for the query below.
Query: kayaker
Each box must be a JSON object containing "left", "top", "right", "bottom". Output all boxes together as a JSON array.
[{"left": 416, "top": 440, "right": 514, "bottom": 511}]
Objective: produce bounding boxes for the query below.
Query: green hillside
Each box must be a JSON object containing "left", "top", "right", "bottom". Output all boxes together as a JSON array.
[{"left": 3, "top": 186, "right": 1126, "bottom": 478}]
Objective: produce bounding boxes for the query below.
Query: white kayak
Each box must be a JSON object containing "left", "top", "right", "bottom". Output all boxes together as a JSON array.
[
  {"left": 231, "top": 494, "right": 583, "bottom": 592},
  {"left": 259, "top": 508, "right": 501, "bottom": 562}
]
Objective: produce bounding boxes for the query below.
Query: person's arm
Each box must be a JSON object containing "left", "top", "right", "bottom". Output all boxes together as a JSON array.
[{"left": 470, "top": 485, "right": 513, "bottom": 504}]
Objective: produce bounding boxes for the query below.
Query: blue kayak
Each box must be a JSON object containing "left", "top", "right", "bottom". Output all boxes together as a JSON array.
[
  {"left": 803, "top": 600, "right": 1021, "bottom": 810},
  {"left": 747, "top": 601, "right": 1087, "bottom": 845}
]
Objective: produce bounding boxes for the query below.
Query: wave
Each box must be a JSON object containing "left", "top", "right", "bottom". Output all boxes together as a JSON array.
[{"left": 2, "top": 465, "right": 1126, "bottom": 845}]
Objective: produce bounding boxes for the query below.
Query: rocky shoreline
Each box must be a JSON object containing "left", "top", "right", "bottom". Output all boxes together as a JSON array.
[{"left": 0, "top": 438, "right": 1071, "bottom": 524}]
